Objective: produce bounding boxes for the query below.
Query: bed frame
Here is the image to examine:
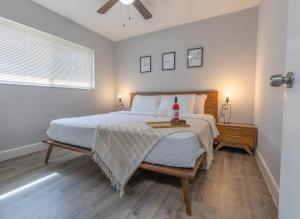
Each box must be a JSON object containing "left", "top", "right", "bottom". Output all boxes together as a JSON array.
[{"left": 43, "top": 90, "right": 218, "bottom": 216}]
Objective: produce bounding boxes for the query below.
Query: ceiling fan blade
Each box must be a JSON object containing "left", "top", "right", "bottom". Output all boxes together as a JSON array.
[
  {"left": 97, "top": 0, "right": 118, "bottom": 14},
  {"left": 133, "top": 0, "right": 152, "bottom": 20}
]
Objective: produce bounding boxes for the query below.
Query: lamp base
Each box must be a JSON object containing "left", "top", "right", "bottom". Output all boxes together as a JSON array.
[
  {"left": 117, "top": 101, "right": 125, "bottom": 111},
  {"left": 221, "top": 120, "right": 231, "bottom": 124},
  {"left": 218, "top": 103, "right": 231, "bottom": 124}
]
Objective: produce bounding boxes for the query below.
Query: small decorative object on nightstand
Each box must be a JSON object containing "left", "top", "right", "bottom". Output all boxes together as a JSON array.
[
  {"left": 216, "top": 123, "right": 258, "bottom": 155},
  {"left": 117, "top": 94, "right": 125, "bottom": 111},
  {"left": 218, "top": 95, "right": 231, "bottom": 124}
]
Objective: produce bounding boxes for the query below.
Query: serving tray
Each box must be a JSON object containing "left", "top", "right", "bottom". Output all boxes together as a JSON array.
[{"left": 146, "top": 121, "right": 190, "bottom": 129}]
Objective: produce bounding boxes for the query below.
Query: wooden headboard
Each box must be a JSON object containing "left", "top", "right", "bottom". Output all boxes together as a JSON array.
[{"left": 130, "top": 90, "right": 218, "bottom": 120}]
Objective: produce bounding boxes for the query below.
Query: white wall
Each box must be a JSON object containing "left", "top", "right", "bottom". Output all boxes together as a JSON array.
[
  {"left": 115, "top": 8, "right": 258, "bottom": 124},
  {"left": 0, "top": 0, "right": 115, "bottom": 151},
  {"left": 254, "top": 0, "right": 288, "bottom": 205}
]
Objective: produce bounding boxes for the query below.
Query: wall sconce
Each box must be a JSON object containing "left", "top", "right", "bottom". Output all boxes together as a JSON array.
[
  {"left": 117, "top": 94, "right": 125, "bottom": 111},
  {"left": 218, "top": 95, "right": 232, "bottom": 124}
]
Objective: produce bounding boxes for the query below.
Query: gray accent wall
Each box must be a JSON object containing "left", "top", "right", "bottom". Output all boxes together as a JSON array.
[
  {"left": 0, "top": 0, "right": 115, "bottom": 151},
  {"left": 115, "top": 8, "right": 258, "bottom": 123}
]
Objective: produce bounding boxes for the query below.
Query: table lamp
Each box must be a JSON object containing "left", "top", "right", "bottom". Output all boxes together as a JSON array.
[
  {"left": 117, "top": 94, "right": 125, "bottom": 111},
  {"left": 218, "top": 94, "right": 231, "bottom": 124}
]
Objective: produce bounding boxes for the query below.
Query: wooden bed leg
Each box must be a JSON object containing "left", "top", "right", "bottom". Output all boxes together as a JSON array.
[
  {"left": 181, "top": 177, "right": 192, "bottom": 216},
  {"left": 44, "top": 144, "right": 54, "bottom": 164},
  {"left": 244, "top": 146, "right": 252, "bottom": 156},
  {"left": 215, "top": 143, "right": 224, "bottom": 151}
]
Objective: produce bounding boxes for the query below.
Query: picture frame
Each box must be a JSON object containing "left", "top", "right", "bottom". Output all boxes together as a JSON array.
[
  {"left": 162, "top": 52, "right": 176, "bottom": 71},
  {"left": 140, "top": 56, "right": 151, "bottom": 73},
  {"left": 187, "top": 47, "right": 203, "bottom": 68}
]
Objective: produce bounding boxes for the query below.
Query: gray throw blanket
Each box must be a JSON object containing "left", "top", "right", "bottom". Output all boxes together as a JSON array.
[{"left": 92, "top": 113, "right": 216, "bottom": 196}]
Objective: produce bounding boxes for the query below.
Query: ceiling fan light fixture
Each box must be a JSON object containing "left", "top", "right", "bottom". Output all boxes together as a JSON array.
[{"left": 119, "top": 0, "right": 134, "bottom": 5}]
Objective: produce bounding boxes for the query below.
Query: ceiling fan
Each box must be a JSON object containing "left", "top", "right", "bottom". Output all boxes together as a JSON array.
[{"left": 97, "top": 0, "right": 152, "bottom": 20}]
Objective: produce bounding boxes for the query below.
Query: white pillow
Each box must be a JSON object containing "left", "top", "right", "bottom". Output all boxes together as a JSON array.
[
  {"left": 131, "top": 95, "right": 161, "bottom": 113},
  {"left": 157, "top": 94, "right": 196, "bottom": 115},
  {"left": 194, "top": 95, "right": 207, "bottom": 114}
]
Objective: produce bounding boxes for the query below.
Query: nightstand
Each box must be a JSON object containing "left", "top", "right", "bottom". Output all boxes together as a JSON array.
[{"left": 216, "top": 123, "right": 258, "bottom": 155}]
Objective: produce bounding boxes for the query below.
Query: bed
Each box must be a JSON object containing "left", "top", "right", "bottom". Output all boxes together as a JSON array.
[{"left": 43, "top": 90, "right": 218, "bottom": 216}]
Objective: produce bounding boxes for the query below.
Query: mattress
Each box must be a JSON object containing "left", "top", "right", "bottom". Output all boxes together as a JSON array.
[{"left": 47, "top": 112, "right": 206, "bottom": 168}]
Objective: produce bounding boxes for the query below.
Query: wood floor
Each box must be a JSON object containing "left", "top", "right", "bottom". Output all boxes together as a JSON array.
[{"left": 0, "top": 147, "right": 277, "bottom": 219}]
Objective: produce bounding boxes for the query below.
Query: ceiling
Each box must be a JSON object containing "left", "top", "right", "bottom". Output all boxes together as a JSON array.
[{"left": 32, "top": 0, "right": 259, "bottom": 41}]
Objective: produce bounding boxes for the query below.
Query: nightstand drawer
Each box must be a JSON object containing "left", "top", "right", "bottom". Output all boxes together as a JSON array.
[
  {"left": 216, "top": 123, "right": 258, "bottom": 155},
  {"left": 217, "top": 135, "right": 255, "bottom": 146},
  {"left": 217, "top": 126, "right": 256, "bottom": 137}
]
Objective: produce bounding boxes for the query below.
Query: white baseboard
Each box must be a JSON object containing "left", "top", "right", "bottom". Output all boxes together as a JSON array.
[
  {"left": 255, "top": 150, "right": 279, "bottom": 207},
  {"left": 0, "top": 142, "right": 48, "bottom": 162}
]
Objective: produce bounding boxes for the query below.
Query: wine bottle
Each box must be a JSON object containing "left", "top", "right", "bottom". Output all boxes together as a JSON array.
[{"left": 172, "top": 97, "right": 180, "bottom": 124}]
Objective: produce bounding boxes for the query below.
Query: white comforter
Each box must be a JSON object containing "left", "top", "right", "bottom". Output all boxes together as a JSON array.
[{"left": 47, "top": 111, "right": 218, "bottom": 168}]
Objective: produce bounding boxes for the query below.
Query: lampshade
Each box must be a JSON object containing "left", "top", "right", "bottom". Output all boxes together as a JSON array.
[{"left": 119, "top": 0, "right": 134, "bottom": 5}]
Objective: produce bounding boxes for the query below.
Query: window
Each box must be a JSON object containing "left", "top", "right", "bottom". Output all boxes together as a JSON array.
[{"left": 0, "top": 16, "right": 95, "bottom": 89}]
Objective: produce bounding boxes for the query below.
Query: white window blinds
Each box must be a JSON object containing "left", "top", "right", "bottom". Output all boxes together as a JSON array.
[{"left": 0, "top": 16, "right": 95, "bottom": 89}]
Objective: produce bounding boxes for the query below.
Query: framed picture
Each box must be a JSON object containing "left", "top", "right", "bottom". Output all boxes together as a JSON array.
[
  {"left": 187, "top": 47, "right": 203, "bottom": 68},
  {"left": 140, "top": 56, "right": 151, "bottom": 73},
  {"left": 162, "top": 52, "right": 176, "bottom": 71}
]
